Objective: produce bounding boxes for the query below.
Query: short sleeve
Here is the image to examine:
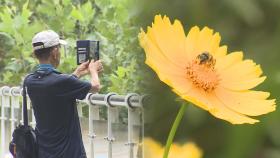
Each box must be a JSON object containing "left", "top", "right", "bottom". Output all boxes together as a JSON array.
[{"left": 56, "top": 75, "right": 92, "bottom": 100}]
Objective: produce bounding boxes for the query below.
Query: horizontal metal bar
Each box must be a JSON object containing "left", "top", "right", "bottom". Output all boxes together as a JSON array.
[
  {"left": 1, "top": 87, "right": 145, "bottom": 108},
  {"left": 10, "top": 87, "right": 22, "bottom": 96},
  {"left": 0, "top": 86, "right": 22, "bottom": 96},
  {"left": 88, "top": 93, "right": 143, "bottom": 108}
]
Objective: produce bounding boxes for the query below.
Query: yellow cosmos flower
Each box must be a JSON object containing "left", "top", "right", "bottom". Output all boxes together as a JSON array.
[
  {"left": 139, "top": 15, "right": 276, "bottom": 124},
  {"left": 144, "top": 138, "right": 203, "bottom": 158}
]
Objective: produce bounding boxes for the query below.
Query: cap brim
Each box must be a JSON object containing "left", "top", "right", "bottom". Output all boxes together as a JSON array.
[{"left": 59, "top": 39, "right": 67, "bottom": 45}]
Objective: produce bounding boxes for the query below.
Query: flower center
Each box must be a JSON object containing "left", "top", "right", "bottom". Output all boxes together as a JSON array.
[{"left": 186, "top": 52, "right": 219, "bottom": 92}]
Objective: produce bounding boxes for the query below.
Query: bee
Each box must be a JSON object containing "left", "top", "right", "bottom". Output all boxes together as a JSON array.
[{"left": 196, "top": 51, "right": 215, "bottom": 67}]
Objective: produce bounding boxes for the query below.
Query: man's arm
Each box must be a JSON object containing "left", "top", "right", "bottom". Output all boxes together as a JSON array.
[
  {"left": 72, "top": 60, "right": 103, "bottom": 92},
  {"left": 88, "top": 60, "right": 103, "bottom": 92},
  {"left": 89, "top": 69, "right": 101, "bottom": 92}
]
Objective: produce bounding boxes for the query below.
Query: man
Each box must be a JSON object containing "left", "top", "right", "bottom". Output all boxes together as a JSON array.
[{"left": 25, "top": 30, "right": 102, "bottom": 158}]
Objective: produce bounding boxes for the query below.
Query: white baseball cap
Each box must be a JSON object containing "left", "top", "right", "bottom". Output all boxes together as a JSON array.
[{"left": 32, "top": 30, "right": 67, "bottom": 50}]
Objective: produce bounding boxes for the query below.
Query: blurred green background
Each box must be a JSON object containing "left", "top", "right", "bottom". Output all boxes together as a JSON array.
[
  {"left": 0, "top": 0, "right": 280, "bottom": 158},
  {"left": 137, "top": 0, "right": 280, "bottom": 158}
]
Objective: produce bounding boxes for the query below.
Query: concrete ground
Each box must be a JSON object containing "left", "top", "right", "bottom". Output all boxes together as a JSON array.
[{"left": 80, "top": 118, "right": 142, "bottom": 158}]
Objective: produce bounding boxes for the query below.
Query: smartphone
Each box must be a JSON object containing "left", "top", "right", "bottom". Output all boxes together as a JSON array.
[{"left": 77, "top": 40, "right": 99, "bottom": 65}]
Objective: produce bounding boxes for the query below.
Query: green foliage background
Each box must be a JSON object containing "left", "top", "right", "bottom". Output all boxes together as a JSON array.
[
  {"left": 1, "top": 0, "right": 280, "bottom": 158},
  {"left": 0, "top": 0, "right": 144, "bottom": 95}
]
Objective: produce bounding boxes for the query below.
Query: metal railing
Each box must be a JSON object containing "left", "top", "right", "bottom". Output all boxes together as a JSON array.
[{"left": 0, "top": 86, "right": 144, "bottom": 158}]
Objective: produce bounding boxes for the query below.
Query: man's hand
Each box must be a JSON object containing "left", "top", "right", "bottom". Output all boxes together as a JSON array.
[
  {"left": 88, "top": 60, "right": 103, "bottom": 92},
  {"left": 72, "top": 61, "right": 90, "bottom": 78},
  {"left": 88, "top": 60, "right": 103, "bottom": 74}
]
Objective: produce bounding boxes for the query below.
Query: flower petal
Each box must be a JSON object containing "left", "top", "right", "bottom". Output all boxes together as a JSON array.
[
  {"left": 187, "top": 26, "right": 222, "bottom": 59},
  {"left": 181, "top": 143, "right": 203, "bottom": 158},
  {"left": 234, "top": 90, "right": 270, "bottom": 99},
  {"left": 168, "top": 77, "right": 192, "bottom": 94},
  {"left": 219, "top": 59, "right": 265, "bottom": 90},
  {"left": 144, "top": 138, "right": 203, "bottom": 158},
  {"left": 221, "top": 76, "right": 266, "bottom": 90},
  {"left": 208, "top": 94, "right": 259, "bottom": 124},
  {"left": 173, "top": 86, "right": 214, "bottom": 111},
  {"left": 139, "top": 28, "right": 183, "bottom": 75},
  {"left": 185, "top": 26, "right": 200, "bottom": 59},
  {"left": 144, "top": 138, "right": 163, "bottom": 158},
  {"left": 197, "top": 27, "right": 214, "bottom": 51},
  {"left": 139, "top": 28, "right": 192, "bottom": 91},
  {"left": 220, "top": 60, "right": 262, "bottom": 80},
  {"left": 197, "top": 27, "right": 220, "bottom": 54},
  {"left": 148, "top": 15, "right": 188, "bottom": 67},
  {"left": 215, "top": 87, "right": 276, "bottom": 116},
  {"left": 176, "top": 87, "right": 259, "bottom": 124},
  {"left": 215, "top": 51, "right": 244, "bottom": 72},
  {"left": 214, "top": 45, "right": 227, "bottom": 59}
]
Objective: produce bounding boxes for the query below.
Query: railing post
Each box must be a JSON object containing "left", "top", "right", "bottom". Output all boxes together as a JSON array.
[
  {"left": 88, "top": 105, "right": 96, "bottom": 158},
  {"left": 86, "top": 93, "right": 100, "bottom": 158},
  {"left": 125, "top": 93, "right": 141, "bottom": 158},
  {"left": 139, "top": 95, "right": 146, "bottom": 158},
  {"left": 104, "top": 93, "right": 117, "bottom": 158},
  {"left": 9, "top": 87, "right": 20, "bottom": 138},
  {"left": 140, "top": 109, "right": 144, "bottom": 158},
  {"left": 0, "top": 86, "right": 10, "bottom": 157}
]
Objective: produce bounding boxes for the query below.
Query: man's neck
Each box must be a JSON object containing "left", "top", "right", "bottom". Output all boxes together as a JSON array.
[{"left": 39, "top": 60, "right": 56, "bottom": 68}]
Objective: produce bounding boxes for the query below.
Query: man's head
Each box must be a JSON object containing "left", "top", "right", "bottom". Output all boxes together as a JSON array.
[{"left": 32, "top": 30, "right": 67, "bottom": 68}]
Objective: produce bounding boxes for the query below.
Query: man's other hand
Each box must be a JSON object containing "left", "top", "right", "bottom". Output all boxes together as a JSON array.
[
  {"left": 73, "top": 61, "right": 90, "bottom": 78},
  {"left": 88, "top": 60, "right": 103, "bottom": 92},
  {"left": 88, "top": 60, "right": 103, "bottom": 74}
]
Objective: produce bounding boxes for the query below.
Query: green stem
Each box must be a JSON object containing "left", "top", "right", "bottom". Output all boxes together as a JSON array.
[{"left": 163, "top": 104, "right": 187, "bottom": 158}]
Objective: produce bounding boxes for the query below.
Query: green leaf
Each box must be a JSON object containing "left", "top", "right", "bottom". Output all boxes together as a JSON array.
[
  {"left": 13, "top": 31, "right": 24, "bottom": 44},
  {"left": 2, "top": 71, "right": 13, "bottom": 83},
  {"left": 53, "top": 0, "right": 60, "bottom": 5},
  {"left": 0, "top": 32, "right": 15, "bottom": 51},
  {"left": 81, "top": 1, "right": 94, "bottom": 20},
  {"left": 116, "top": 66, "right": 127, "bottom": 78},
  {"left": 21, "top": 0, "right": 32, "bottom": 25},
  {"left": 95, "top": 0, "right": 111, "bottom": 10},
  {"left": 5, "top": 58, "right": 22, "bottom": 72},
  {"left": 0, "top": 7, "right": 14, "bottom": 34},
  {"left": 13, "top": 15, "right": 24, "bottom": 29},
  {"left": 62, "top": 0, "right": 71, "bottom": 6},
  {"left": 21, "top": 20, "right": 43, "bottom": 41},
  {"left": 36, "top": 1, "right": 56, "bottom": 17},
  {"left": 114, "top": 6, "right": 129, "bottom": 23},
  {"left": 61, "top": 18, "right": 76, "bottom": 33},
  {"left": 70, "top": 5, "right": 84, "bottom": 21}
]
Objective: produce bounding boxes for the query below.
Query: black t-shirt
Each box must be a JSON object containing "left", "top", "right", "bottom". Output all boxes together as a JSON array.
[{"left": 25, "top": 69, "right": 91, "bottom": 158}]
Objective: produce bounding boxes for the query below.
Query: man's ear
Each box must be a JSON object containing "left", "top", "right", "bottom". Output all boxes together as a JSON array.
[{"left": 51, "top": 47, "right": 58, "bottom": 59}]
